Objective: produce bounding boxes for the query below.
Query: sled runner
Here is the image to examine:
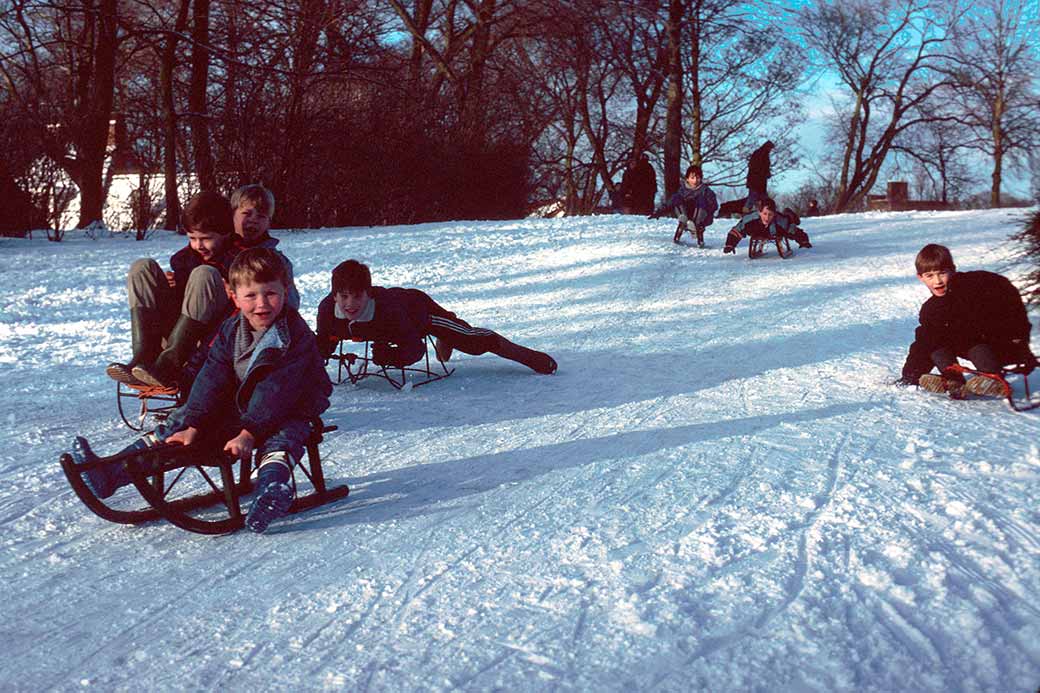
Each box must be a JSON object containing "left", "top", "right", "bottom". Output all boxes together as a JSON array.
[
  {"left": 59, "top": 419, "right": 349, "bottom": 535},
  {"left": 329, "top": 336, "right": 454, "bottom": 390},
  {"left": 116, "top": 381, "right": 183, "bottom": 431},
  {"left": 748, "top": 232, "right": 793, "bottom": 259},
  {"left": 945, "top": 361, "right": 1040, "bottom": 412}
]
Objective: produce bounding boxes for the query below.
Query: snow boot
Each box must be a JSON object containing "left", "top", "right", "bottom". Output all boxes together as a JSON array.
[
  {"left": 107, "top": 307, "right": 162, "bottom": 384},
  {"left": 71, "top": 434, "right": 156, "bottom": 499},
  {"left": 673, "top": 222, "right": 685, "bottom": 244},
  {"left": 962, "top": 374, "right": 1007, "bottom": 398},
  {"left": 695, "top": 225, "right": 705, "bottom": 248},
  {"left": 246, "top": 452, "right": 295, "bottom": 534},
  {"left": 919, "top": 372, "right": 966, "bottom": 399},
  {"left": 492, "top": 336, "right": 557, "bottom": 374},
  {"left": 133, "top": 315, "right": 208, "bottom": 388}
]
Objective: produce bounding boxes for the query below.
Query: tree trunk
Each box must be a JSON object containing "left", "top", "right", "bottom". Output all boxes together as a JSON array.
[
  {"left": 189, "top": 0, "right": 216, "bottom": 191},
  {"left": 160, "top": 0, "right": 191, "bottom": 230},
  {"left": 688, "top": 1, "right": 702, "bottom": 166},
  {"left": 663, "top": 0, "right": 683, "bottom": 199},
  {"left": 75, "top": 0, "right": 118, "bottom": 228}
]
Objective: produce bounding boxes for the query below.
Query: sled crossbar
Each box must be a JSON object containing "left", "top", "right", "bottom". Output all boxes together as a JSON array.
[
  {"left": 116, "top": 381, "right": 182, "bottom": 432},
  {"left": 329, "top": 336, "right": 454, "bottom": 390},
  {"left": 949, "top": 362, "right": 1039, "bottom": 412},
  {"left": 748, "top": 233, "right": 793, "bottom": 259},
  {"left": 59, "top": 419, "right": 348, "bottom": 535}
]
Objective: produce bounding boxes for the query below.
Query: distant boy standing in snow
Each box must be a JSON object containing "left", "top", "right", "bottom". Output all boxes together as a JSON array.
[
  {"left": 316, "top": 260, "right": 557, "bottom": 375},
  {"left": 71, "top": 247, "right": 331, "bottom": 533},
  {"left": 649, "top": 164, "right": 718, "bottom": 247},
  {"left": 722, "top": 198, "right": 812, "bottom": 254},
  {"left": 898, "top": 244, "right": 1035, "bottom": 397}
]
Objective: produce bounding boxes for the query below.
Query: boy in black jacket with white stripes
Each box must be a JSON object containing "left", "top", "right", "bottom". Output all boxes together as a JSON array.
[{"left": 316, "top": 260, "right": 557, "bottom": 375}]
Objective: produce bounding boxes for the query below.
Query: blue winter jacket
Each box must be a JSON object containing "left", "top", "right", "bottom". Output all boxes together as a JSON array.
[{"left": 178, "top": 308, "right": 331, "bottom": 441}]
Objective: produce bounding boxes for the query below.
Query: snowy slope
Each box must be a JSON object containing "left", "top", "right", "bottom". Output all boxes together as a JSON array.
[{"left": 1, "top": 209, "right": 1039, "bottom": 692}]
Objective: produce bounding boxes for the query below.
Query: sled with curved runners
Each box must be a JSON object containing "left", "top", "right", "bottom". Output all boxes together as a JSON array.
[
  {"left": 116, "top": 381, "right": 183, "bottom": 431},
  {"left": 59, "top": 419, "right": 349, "bottom": 534},
  {"left": 329, "top": 336, "right": 454, "bottom": 390},
  {"left": 748, "top": 232, "right": 793, "bottom": 259},
  {"left": 946, "top": 361, "right": 1040, "bottom": 412}
]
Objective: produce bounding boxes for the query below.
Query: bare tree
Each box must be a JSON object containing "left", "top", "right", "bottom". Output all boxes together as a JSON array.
[
  {"left": 945, "top": 0, "right": 1040, "bottom": 207},
  {"left": 796, "top": 0, "right": 961, "bottom": 213}
]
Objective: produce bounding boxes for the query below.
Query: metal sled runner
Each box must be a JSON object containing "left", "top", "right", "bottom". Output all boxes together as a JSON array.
[
  {"left": 59, "top": 419, "right": 349, "bottom": 534},
  {"left": 948, "top": 361, "right": 1040, "bottom": 412},
  {"left": 329, "top": 336, "right": 454, "bottom": 390},
  {"left": 748, "top": 232, "right": 793, "bottom": 259},
  {"left": 116, "top": 381, "right": 183, "bottom": 431}
]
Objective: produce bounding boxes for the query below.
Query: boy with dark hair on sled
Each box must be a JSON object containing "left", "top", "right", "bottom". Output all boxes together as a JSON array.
[
  {"left": 649, "top": 164, "right": 718, "bottom": 247},
  {"left": 107, "top": 191, "right": 238, "bottom": 390},
  {"left": 897, "top": 244, "right": 1036, "bottom": 398},
  {"left": 108, "top": 185, "right": 300, "bottom": 391},
  {"left": 71, "top": 247, "right": 332, "bottom": 533},
  {"left": 722, "top": 197, "right": 812, "bottom": 254},
  {"left": 316, "top": 260, "right": 558, "bottom": 375}
]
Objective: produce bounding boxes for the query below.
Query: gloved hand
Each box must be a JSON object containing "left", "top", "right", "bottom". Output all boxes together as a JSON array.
[
  {"left": 892, "top": 375, "right": 918, "bottom": 387},
  {"left": 723, "top": 246, "right": 735, "bottom": 254}
]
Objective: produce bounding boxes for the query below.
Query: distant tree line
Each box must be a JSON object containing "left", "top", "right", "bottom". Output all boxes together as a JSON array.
[{"left": 1, "top": 0, "right": 1037, "bottom": 235}]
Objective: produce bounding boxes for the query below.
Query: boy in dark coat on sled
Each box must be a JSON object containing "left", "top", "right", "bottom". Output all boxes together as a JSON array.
[
  {"left": 898, "top": 244, "right": 1036, "bottom": 398},
  {"left": 70, "top": 247, "right": 331, "bottom": 533},
  {"left": 316, "top": 260, "right": 557, "bottom": 375},
  {"left": 649, "top": 164, "right": 718, "bottom": 247},
  {"left": 722, "top": 197, "right": 812, "bottom": 254}
]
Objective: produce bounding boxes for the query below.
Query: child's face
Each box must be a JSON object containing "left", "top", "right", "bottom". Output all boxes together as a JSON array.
[
  {"left": 334, "top": 290, "right": 370, "bottom": 321},
  {"left": 186, "top": 226, "right": 226, "bottom": 262},
  {"left": 234, "top": 201, "right": 272, "bottom": 245},
  {"left": 758, "top": 207, "right": 776, "bottom": 226},
  {"left": 918, "top": 269, "right": 954, "bottom": 297},
  {"left": 233, "top": 279, "right": 286, "bottom": 331},
  {"left": 684, "top": 171, "right": 702, "bottom": 188}
]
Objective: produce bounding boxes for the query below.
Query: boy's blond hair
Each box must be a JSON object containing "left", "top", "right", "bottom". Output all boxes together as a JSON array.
[
  {"left": 915, "top": 244, "right": 956, "bottom": 275},
  {"left": 229, "top": 247, "right": 288, "bottom": 290},
  {"left": 231, "top": 184, "right": 275, "bottom": 219}
]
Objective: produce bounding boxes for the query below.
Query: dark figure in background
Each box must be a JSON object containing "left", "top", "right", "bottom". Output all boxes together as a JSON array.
[
  {"left": 806, "top": 199, "right": 820, "bottom": 217},
  {"left": 898, "top": 244, "right": 1035, "bottom": 397},
  {"left": 620, "top": 153, "right": 657, "bottom": 215},
  {"left": 746, "top": 141, "right": 774, "bottom": 212}
]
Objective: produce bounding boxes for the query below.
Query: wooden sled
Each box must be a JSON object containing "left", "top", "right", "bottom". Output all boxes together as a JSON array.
[
  {"left": 329, "top": 336, "right": 454, "bottom": 390},
  {"left": 116, "top": 380, "right": 182, "bottom": 431},
  {"left": 947, "top": 361, "right": 1040, "bottom": 412},
  {"left": 59, "top": 419, "right": 349, "bottom": 535},
  {"left": 748, "top": 233, "right": 793, "bottom": 259}
]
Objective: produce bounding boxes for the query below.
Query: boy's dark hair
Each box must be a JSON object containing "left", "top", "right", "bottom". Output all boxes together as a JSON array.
[
  {"left": 231, "top": 184, "right": 275, "bottom": 218},
  {"left": 331, "top": 260, "right": 372, "bottom": 295},
  {"left": 915, "top": 244, "right": 956, "bottom": 275},
  {"left": 756, "top": 197, "right": 777, "bottom": 213},
  {"left": 181, "top": 191, "right": 234, "bottom": 236},
  {"left": 229, "top": 247, "right": 288, "bottom": 290},
  {"left": 685, "top": 164, "right": 703, "bottom": 179}
]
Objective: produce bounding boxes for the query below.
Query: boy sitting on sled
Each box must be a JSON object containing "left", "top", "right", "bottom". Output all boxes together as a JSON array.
[
  {"left": 316, "top": 260, "right": 557, "bottom": 375},
  {"left": 70, "top": 247, "right": 332, "bottom": 533},
  {"left": 897, "top": 244, "right": 1036, "bottom": 398},
  {"left": 649, "top": 164, "right": 718, "bottom": 247},
  {"left": 722, "top": 198, "right": 812, "bottom": 254},
  {"left": 108, "top": 185, "right": 300, "bottom": 391}
]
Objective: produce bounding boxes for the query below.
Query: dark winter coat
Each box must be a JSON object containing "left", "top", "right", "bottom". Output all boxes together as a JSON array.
[
  {"left": 168, "top": 238, "right": 240, "bottom": 307},
  {"left": 654, "top": 184, "right": 719, "bottom": 227},
  {"left": 901, "top": 270, "right": 1032, "bottom": 381},
  {"left": 316, "top": 287, "right": 440, "bottom": 366},
  {"left": 746, "top": 144, "right": 772, "bottom": 193},
  {"left": 179, "top": 308, "right": 331, "bottom": 442}
]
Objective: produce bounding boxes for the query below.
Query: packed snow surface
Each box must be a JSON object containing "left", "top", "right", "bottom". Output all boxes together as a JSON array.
[{"left": 2, "top": 209, "right": 1039, "bottom": 692}]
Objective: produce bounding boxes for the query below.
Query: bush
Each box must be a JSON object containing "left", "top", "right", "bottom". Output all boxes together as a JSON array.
[{"left": 1011, "top": 210, "right": 1040, "bottom": 308}]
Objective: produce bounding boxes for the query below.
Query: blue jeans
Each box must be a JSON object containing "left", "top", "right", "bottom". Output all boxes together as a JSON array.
[{"left": 157, "top": 408, "right": 313, "bottom": 463}]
